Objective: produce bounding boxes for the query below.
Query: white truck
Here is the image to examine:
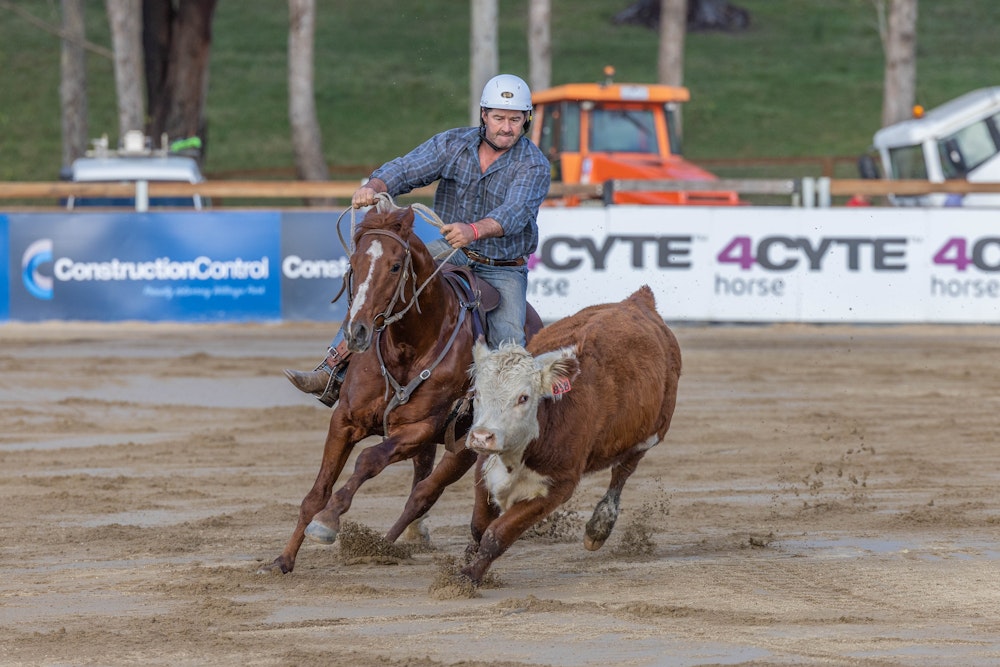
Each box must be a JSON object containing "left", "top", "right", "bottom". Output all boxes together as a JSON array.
[
  {"left": 863, "top": 86, "right": 1000, "bottom": 207},
  {"left": 66, "top": 130, "right": 207, "bottom": 210}
]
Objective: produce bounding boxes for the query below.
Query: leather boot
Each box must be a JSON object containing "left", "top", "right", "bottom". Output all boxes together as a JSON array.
[{"left": 284, "top": 342, "right": 350, "bottom": 407}]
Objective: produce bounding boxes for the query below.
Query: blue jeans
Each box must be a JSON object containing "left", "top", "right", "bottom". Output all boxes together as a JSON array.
[{"left": 426, "top": 239, "right": 528, "bottom": 348}]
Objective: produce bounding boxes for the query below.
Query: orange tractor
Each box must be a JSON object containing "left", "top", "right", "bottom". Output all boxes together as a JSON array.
[{"left": 530, "top": 67, "right": 739, "bottom": 206}]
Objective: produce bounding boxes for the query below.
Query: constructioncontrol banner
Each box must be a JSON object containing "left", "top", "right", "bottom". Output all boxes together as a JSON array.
[{"left": 7, "top": 212, "right": 280, "bottom": 322}]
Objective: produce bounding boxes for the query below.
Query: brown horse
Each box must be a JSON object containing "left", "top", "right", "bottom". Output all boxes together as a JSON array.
[{"left": 259, "top": 204, "right": 540, "bottom": 574}]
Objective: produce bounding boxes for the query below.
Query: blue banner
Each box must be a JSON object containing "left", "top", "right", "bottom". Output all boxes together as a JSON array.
[
  {"left": 0, "top": 215, "right": 9, "bottom": 322},
  {"left": 7, "top": 212, "right": 281, "bottom": 322},
  {"left": 279, "top": 210, "right": 350, "bottom": 321}
]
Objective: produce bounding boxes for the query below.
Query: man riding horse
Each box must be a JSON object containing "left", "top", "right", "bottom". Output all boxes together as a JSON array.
[{"left": 286, "top": 74, "right": 551, "bottom": 406}]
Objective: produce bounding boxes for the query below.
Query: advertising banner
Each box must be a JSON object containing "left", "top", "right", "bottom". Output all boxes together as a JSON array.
[
  {"left": 7, "top": 212, "right": 281, "bottom": 322},
  {"left": 529, "top": 206, "right": 1000, "bottom": 323},
  {"left": 3, "top": 206, "right": 998, "bottom": 325},
  {"left": 0, "top": 215, "right": 8, "bottom": 322},
  {"left": 280, "top": 211, "right": 350, "bottom": 321}
]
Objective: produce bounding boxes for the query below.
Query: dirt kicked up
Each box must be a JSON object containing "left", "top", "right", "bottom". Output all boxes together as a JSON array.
[{"left": 1, "top": 320, "right": 999, "bottom": 666}]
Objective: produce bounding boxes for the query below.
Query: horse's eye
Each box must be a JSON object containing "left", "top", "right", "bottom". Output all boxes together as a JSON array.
[{"left": 390, "top": 262, "right": 402, "bottom": 274}]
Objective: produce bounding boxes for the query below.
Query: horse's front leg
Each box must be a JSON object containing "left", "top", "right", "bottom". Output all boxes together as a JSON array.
[
  {"left": 305, "top": 422, "right": 436, "bottom": 544},
  {"left": 257, "top": 412, "right": 366, "bottom": 575}
]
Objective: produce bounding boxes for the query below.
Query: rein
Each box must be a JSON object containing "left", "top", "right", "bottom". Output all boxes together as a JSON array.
[{"left": 333, "top": 194, "right": 459, "bottom": 327}]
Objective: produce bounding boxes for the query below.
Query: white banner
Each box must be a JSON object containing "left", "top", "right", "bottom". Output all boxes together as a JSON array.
[{"left": 530, "top": 206, "right": 1000, "bottom": 323}]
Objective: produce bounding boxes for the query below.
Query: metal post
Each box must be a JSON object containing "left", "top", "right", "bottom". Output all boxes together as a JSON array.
[
  {"left": 136, "top": 180, "right": 149, "bottom": 212},
  {"left": 800, "top": 177, "right": 815, "bottom": 208},
  {"left": 817, "top": 177, "right": 832, "bottom": 208}
]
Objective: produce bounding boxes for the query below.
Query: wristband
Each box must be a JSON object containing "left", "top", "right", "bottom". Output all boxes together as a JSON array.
[{"left": 470, "top": 223, "right": 480, "bottom": 241}]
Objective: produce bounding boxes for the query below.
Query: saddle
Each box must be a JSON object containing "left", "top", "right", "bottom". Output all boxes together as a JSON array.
[{"left": 440, "top": 264, "right": 543, "bottom": 343}]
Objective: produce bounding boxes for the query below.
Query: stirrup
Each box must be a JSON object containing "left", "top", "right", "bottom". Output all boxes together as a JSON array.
[{"left": 316, "top": 346, "right": 350, "bottom": 407}]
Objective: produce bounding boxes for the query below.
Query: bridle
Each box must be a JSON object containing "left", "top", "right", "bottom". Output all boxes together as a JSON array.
[
  {"left": 334, "top": 195, "right": 457, "bottom": 330},
  {"left": 335, "top": 200, "right": 472, "bottom": 437},
  {"left": 350, "top": 227, "right": 418, "bottom": 331}
]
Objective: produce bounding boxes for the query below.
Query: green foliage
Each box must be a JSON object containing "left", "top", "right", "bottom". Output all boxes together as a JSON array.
[{"left": 2, "top": 0, "right": 999, "bottom": 181}]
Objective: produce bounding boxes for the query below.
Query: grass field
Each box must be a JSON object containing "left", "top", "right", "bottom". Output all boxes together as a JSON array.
[{"left": 2, "top": 0, "right": 999, "bottom": 182}]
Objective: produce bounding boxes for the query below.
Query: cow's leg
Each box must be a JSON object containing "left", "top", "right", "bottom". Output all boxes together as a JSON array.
[
  {"left": 466, "top": 456, "right": 500, "bottom": 556},
  {"left": 386, "top": 447, "right": 478, "bottom": 543},
  {"left": 461, "top": 480, "right": 576, "bottom": 585},
  {"left": 305, "top": 422, "right": 436, "bottom": 544},
  {"left": 257, "top": 411, "right": 366, "bottom": 574},
  {"left": 584, "top": 447, "right": 648, "bottom": 551}
]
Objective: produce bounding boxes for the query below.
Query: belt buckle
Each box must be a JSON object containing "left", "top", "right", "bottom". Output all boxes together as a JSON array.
[{"left": 466, "top": 249, "right": 493, "bottom": 266}]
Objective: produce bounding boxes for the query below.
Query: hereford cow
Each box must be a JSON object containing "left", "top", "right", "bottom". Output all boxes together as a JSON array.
[{"left": 461, "top": 285, "right": 681, "bottom": 584}]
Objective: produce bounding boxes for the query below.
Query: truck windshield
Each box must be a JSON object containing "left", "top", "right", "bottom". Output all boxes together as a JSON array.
[
  {"left": 590, "top": 108, "right": 657, "bottom": 153},
  {"left": 937, "top": 115, "right": 1000, "bottom": 178},
  {"left": 888, "top": 144, "right": 927, "bottom": 179}
]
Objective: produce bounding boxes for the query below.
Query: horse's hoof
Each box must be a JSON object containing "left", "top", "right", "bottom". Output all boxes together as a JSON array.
[
  {"left": 305, "top": 519, "right": 338, "bottom": 544},
  {"left": 256, "top": 559, "right": 290, "bottom": 575},
  {"left": 583, "top": 535, "right": 606, "bottom": 551}
]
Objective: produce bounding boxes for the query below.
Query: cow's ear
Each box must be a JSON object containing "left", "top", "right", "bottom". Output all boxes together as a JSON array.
[
  {"left": 536, "top": 346, "right": 580, "bottom": 400},
  {"left": 471, "top": 337, "right": 491, "bottom": 369}
]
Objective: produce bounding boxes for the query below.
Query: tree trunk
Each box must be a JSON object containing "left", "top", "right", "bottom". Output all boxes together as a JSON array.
[
  {"left": 144, "top": 0, "right": 217, "bottom": 161},
  {"left": 288, "top": 0, "right": 330, "bottom": 205},
  {"left": 60, "top": 0, "right": 89, "bottom": 173},
  {"left": 106, "top": 0, "right": 146, "bottom": 142},
  {"left": 528, "top": 0, "right": 551, "bottom": 93},
  {"left": 469, "top": 0, "right": 498, "bottom": 126},
  {"left": 658, "top": 0, "right": 686, "bottom": 87},
  {"left": 881, "top": 0, "right": 918, "bottom": 127}
]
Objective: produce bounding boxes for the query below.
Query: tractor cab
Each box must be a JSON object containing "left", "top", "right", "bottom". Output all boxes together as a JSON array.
[{"left": 530, "top": 67, "right": 739, "bottom": 206}]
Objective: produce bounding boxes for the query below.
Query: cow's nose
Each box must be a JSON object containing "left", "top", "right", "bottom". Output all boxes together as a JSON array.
[{"left": 466, "top": 428, "right": 499, "bottom": 454}]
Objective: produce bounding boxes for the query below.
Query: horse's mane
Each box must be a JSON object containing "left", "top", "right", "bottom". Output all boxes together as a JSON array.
[{"left": 353, "top": 206, "right": 416, "bottom": 245}]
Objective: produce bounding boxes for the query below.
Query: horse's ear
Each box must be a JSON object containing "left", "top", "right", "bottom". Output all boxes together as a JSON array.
[{"left": 398, "top": 206, "right": 416, "bottom": 237}]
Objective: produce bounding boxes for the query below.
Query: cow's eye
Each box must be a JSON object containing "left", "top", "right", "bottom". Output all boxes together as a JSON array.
[{"left": 516, "top": 394, "right": 529, "bottom": 405}]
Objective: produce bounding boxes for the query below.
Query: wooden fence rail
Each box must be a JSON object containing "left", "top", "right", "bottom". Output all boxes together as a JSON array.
[{"left": 3, "top": 178, "right": 1000, "bottom": 208}]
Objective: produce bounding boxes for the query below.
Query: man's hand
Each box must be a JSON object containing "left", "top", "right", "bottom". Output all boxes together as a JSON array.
[
  {"left": 440, "top": 223, "right": 477, "bottom": 249},
  {"left": 351, "top": 178, "right": 387, "bottom": 209}
]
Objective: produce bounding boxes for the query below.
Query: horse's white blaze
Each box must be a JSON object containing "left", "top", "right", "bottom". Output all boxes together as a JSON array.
[{"left": 349, "top": 239, "right": 384, "bottom": 321}]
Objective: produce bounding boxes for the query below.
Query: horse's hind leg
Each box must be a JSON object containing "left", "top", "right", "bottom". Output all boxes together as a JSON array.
[
  {"left": 397, "top": 443, "right": 438, "bottom": 543},
  {"left": 584, "top": 447, "right": 649, "bottom": 551},
  {"left": 386, "top": 447, "right": 478, "bottom": 543}
]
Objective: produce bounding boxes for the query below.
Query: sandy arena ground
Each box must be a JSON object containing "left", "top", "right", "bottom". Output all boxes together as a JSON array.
[{"left": 1, "top": 320, "right": 999, "bottom": 666}]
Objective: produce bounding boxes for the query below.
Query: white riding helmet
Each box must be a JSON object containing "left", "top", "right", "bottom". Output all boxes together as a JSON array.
[{"left": 480, "top": 74, "right": 532, "bottom": 112}]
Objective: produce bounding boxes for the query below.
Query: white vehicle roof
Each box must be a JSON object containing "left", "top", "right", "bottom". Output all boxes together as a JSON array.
[
  {"left": 873, "top": 86, "right": 1000, "bottom": 148},
  {"left": 71, "top": 155, "right": 204, "bottom": 183}
]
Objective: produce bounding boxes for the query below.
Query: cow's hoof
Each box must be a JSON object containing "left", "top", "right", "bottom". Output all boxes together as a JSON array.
[
  {"left": 256, "top": 559, "right": 291, "bottom": 575},
  {"left": 458, "top": 565, "right": 482, "bottom": 586},
  {"left": 583, "top": 535, "right": 606, "bottom": 551},
  {"left": 305, "top": 519, "right": 338, "bottom": 544}
]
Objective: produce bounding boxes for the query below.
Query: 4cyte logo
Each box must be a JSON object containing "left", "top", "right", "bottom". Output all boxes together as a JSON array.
[
  {"left": 933, "top": 237, "right": 1000, "bottom": 272},
  {"left": 717, "top": 236, "right": 907, "bottom": 272}
]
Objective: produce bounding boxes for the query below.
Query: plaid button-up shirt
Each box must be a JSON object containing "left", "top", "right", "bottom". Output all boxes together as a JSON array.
[{"left": 371, "top": 127, "right": 551, "bottom": 262}]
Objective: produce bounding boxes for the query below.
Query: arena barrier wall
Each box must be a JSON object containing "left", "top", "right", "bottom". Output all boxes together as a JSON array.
[{"left": 2, "top": 207, "right": 999, "bottom": 324}]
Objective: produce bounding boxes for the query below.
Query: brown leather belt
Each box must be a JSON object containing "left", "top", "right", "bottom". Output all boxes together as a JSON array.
[{"left": 461, "top": 247, "right": 526, "bottom": 267}]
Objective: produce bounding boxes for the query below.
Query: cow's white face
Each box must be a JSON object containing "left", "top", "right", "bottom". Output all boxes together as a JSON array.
[{"left": 466, "top": 340, "right": 580, "bottom": 460}]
